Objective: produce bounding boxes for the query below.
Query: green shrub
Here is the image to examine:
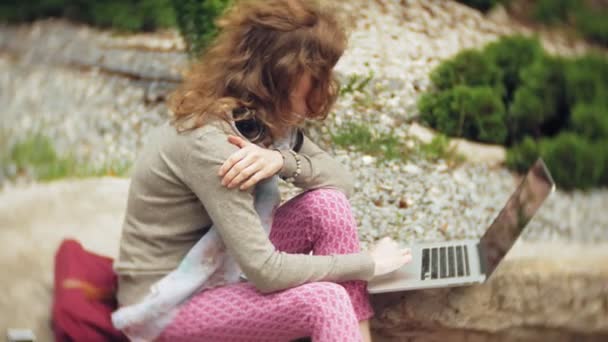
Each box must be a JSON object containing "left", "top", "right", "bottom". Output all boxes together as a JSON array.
[
  {"left": 0, "top": 0, "right": 234, "bottom": 53},
  {"left": 539, "top": 133, "right": 603, "bottom": 190},
  {"left": 0, "top": 0, "right": 176, "bottom": 32},
  {"left": 533, "top": 0, "right": 579, "bottom": 24},
  {"left": 172, "top": 0, "right": 233, "bottom": 57},
  {"left": 509, "top": 133, "right": 604, "bottom": 190},
  {"left": 429, "top": 49, "right": 504, "bottom": 96},
  {"left": 419, "top": 86, "right": 507, "bottom": 144},
  {"left": 90, "top": 0, "right": 176, "bottom": 32},
  {"left": 506, "top": 136, "right": 540, "bottom": 173},
  {"left": 601, "top": 140, "right": 608, "bottom": 186},
  {"left": 564, "top": 53, "right": 608, "bottom": 107},
  {"left": 0, "top": 0, "right": 63, "bottom": 23},
  {"left": 569, "top": 103, "right": 608, "bottom": 141},
  {"left": 528, "top": 0, "right": 608, "bottom": 47},
  {"left": 484, "top": 35, "right": 544, "bottom": 102},
  {"left": 454, "top": 0, "right": 502, "bottom": 12},
  {"left": 575, "top": 7, "right": 608, "bottom": 46},
  {"left": 508, "top": 55, "right": 568, "bottom": 142}
]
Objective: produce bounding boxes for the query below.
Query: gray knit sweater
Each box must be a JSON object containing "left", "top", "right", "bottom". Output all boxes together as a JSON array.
[{"left": 114, "top": 117, "right": 375, "bottom": 307}]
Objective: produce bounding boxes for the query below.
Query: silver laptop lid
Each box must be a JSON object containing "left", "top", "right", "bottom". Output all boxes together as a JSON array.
[{"left": 478, "top": 158, "right": 556, "bottom": 279}]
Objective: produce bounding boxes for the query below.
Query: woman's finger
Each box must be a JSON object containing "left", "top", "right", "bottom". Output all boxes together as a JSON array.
[
  {"left": 240, "top": 167, "right": 271, "bottom": 190},
  {"left": 227, "top": 135, "right": 250, "bottom": 149},
  {"left": 227, "top": 161, "right": 263, "bottom": 188},
  {"left": 218, "top": 147, "right": 249, "bottom": 177},
  {"left": 239, "top": 169, "right": 267, "bottom": 190},
  {"left": 222, "top": 154, "right": 256, "bottom": 186}
]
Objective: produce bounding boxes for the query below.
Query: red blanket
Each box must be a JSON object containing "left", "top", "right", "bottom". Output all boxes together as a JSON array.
[{"left": 51, "top": 239, "right": 128, "bottom": 342}]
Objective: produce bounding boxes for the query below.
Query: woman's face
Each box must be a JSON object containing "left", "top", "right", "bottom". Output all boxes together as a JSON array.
[{"left": 289, "top": 72, "right": 313, "bottom": 122}]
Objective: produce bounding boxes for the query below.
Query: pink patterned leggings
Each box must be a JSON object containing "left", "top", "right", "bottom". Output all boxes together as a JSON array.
[{"left": 156, "top": 187, "right": 375, "bottom": 342}]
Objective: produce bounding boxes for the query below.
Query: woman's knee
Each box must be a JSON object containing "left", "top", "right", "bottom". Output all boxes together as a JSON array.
[
  {"left": 296, "top": 187, "right": 351, "bottom": 223},
  {"left": 296, "top": 282, "right": 352, "bottom": 314}
]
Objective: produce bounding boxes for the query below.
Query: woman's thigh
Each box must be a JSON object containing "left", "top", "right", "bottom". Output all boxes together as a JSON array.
[
  {"left": 269, "top": 187, "right": 361, "bottom": 255},
  {"left": 269, "top": 188, "right": 375, "bottom": 322},
  {"left": 156, "top": 280, "right": 362, "bottom": 342}
]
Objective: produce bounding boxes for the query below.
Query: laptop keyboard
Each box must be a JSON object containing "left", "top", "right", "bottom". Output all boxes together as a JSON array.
[{"left": 421, "top": 245, "right": 470, "bottom": 280}]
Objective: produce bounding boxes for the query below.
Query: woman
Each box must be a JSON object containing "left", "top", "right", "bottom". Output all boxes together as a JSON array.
[{"left": 113, "top": 0, "right": 411, "bottom": 340}]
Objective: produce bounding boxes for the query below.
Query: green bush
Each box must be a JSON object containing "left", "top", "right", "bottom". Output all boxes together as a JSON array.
[
  {"left": 90, "top": 0, "right": 176, "bottom": 32},
  {"left": 484, "top": 35, "right": 543, "bottom": 102},
  {"left": 420, "top": 86, "right": 507, "bottom": 144},
  {"left": 508, "top": 55, "right": 568, "bottom": 141},
  {"left": 508, "top": 133, "right": 604, "bottom": 190},
  {"left": 0, "top": 0, "right": 176, "bottom": 32},
  {"left": 564, "top": 53, "right": 608, "bottom": 107},
  {"left": 454, "top": 0, "right": 502, "bottom": 12},
  {"left": 172, "top": 0, "right": 233, "bottom": 57},
  {"left": 429, "top": 49, "right": 504, "bottom": 96},
  {"left": 506, "top": 136, "right": 540, "bottom": 173},
  {"left": 569, "top": 103, "right": 608, "bottom": 141},
  {"left": 0, "top": 0, "right": 232, "bottom": 56},
  {"left": 527, "top": 0, "right": 608, "bottom": 47},
  {"left": 532, "top": 0, "right": 579, "bottom": 24},
  {"left": 419, "top": 32, "right": 608, "bottom": 189},
  {"left": 539, "top": 133, "right": 603, "bottom": 190},
  {"left": 601, "top": 140, "right": 608, "bottom": 186},
  {"left": 575, "top": 7, "right": 608, "bottom": 46}
]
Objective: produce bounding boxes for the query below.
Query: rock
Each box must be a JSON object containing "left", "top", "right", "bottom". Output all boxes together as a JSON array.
[
  {"left": 362, "top": 155, "right": 376, "bottom": 165},
  {"left": 449, "top": 139, "right": 506, "bottom": 165},
  {"left": 0, "top": 178, "right": 129, "bottom": 342},
  {"left": 369, "top": 240, "right": 608, "bottom": 341},
  {"left": 408, "top": 122, "right": 506, "bottom": 165}
]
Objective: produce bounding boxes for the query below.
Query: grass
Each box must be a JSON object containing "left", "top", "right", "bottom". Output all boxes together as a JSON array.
[
  {"left": 329, "top": 120, "right": 465, "bottom": 166},
  {"left": 2, "top": 133, "right": 131, "bottom": 182},
  {"left": 333, "top": 69, "right": 465, "bottom": 166},
  {"left": 339, "top": 68, "right": 375, "bottom": 96}
]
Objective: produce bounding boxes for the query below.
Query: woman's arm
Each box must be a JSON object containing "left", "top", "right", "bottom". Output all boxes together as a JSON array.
[
  {"left": 275, "top": 128, "right": 355, "bottom": 198},
  {"left": 181, "top": 121, "right": 374, "bottom": 294}
]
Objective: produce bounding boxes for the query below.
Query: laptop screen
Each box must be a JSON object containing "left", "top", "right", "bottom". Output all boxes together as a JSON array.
[{"left": 478, "top": 158, "right": 556, "bottom": 279}]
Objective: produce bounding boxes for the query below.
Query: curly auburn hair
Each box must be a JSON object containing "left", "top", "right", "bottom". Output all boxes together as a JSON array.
[{"left": 167, "top": 0, "right": 347, "bottom": 140}]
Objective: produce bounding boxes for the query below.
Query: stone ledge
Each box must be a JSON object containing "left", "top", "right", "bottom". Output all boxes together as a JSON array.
[
  {"left": 2, "top": 180, "right": 606, "bottom": 341},
  {"left": 369, "top": 241, "right": 608, "bottom": 342}
]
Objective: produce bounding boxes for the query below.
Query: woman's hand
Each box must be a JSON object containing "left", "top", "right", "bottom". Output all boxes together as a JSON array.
[
  {"left": 218, "top": 135, "right": 284, "bottom": 191},
  {"left": 368, "top": 236, "right": 412, "bottom": 278}
]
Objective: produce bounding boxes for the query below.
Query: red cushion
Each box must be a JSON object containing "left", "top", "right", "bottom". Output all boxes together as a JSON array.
[{"left": 51, "top": 239, "right": 128, "bottom": 342}]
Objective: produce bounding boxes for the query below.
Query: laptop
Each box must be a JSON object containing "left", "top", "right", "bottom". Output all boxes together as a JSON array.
[{"left": 367, "top": 158, "right": 556, "bottom": 294}]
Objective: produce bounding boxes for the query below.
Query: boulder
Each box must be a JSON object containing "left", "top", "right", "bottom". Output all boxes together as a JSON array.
[
  {"left": 370, "top": 241, "right": 608, "bottom": 341},
  {"left": 408, "top": 122, "right": 507, "bottom": 165}
]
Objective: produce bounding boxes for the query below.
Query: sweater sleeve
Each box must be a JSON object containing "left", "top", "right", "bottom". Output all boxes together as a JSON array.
[
  {"left": 276, "top": 128, "right": 356, "bottom": 198},
  {"left": 181, "top": 121, "right": 375, "bottom": 294}
]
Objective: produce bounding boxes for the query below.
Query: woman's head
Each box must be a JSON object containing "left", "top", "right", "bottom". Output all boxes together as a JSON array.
[{"left": 168, "top": 0, "right": 347, "bottom": 138}]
